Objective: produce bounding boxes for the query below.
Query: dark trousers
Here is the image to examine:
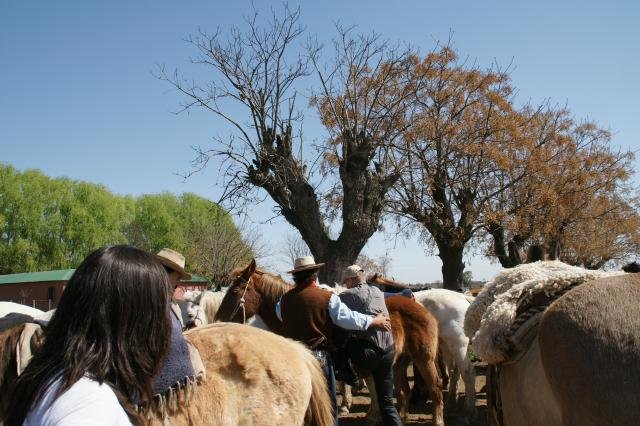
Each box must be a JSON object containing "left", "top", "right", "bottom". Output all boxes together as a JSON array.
[
  {"left": 349, "top": 342, "right": 402, "bottom": 426},
  {"left": 313, "top": 349, "right": 338, "bottom": 425}
]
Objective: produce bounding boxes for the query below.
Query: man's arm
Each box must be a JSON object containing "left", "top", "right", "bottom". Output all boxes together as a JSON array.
[{"left": 328, "top": 294, "right": 390, "bottom": 331}]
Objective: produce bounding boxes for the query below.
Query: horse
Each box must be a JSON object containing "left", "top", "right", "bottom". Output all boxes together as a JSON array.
[
  {"left": 215, "top": 259, "right": 444, "bottom": 426},
  {"left": 465, "top": 260, "right": 640, "bottom": 425},
  {"left": 175, "top": 299, "right": 208, "bottom": 328},
  {"left": 182, "top": 290, "right": 227, "bottom": 324},
  {"left": 0, "top": 302, "right": 44, "bottom": 318},
  {"left": 0, "top": 321, "right": 333, "bottom": 426},
  {"left": 368, "top": 274, "right": 476, "bottom": 416}
]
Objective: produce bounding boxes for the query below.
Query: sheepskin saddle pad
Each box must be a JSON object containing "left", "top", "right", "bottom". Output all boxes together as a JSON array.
[{"left": 464, "top": 261, "right": 624, "bottom": 364}]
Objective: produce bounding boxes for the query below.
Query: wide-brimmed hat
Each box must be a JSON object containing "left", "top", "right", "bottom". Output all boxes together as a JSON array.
[
  {"left": 155, "top": 248, "right": 192, "bottom": 280},
  {"left": 342, "top": 264, "right": 364, "bottom": 282},
  {"left": 288, "top": 256, "right": 325, "bottom": 274}
]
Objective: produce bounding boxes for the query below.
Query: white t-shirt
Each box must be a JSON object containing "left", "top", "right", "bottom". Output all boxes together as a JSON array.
[{"left": 23, "top": 376, "right": 132, "bottom": 426}]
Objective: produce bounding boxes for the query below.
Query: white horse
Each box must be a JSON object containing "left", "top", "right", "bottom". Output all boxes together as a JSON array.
[
  {"left": 413, "top": 289, "right": 476, "bottom": 415},
  {"left": 0, "top": 302, "right": 44, "bottom": 318},
  {"left": 175, "top": 300, "right": 208, "bottom": 328},
  {"left": 183, "top": 289, "right": 227, "bottom": 323}
]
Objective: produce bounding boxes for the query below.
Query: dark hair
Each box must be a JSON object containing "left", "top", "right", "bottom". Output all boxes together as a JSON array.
[
  {"left": 292, "top": 269, "right": 319, "bottom": 285},
  {"left": 7, "top": 245, "right": 172, "bottom": 425}
]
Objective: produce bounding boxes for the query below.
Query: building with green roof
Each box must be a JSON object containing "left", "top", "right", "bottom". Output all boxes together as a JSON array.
[{"left": 0, "top": 269, "right": 210, "bottom": 311}]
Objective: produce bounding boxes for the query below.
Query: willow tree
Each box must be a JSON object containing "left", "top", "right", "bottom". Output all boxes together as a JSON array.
[
  {"left": 159, "top": 6, "right": 414, "bottom": 283},
  {"left": 386, "top": 47, "right": 546, "bottom": 290}
]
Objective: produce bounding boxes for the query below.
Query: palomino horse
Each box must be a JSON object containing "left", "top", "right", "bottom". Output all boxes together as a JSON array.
[
  {"left": 369, "top": 274, "right": 476, "bottom": 416},
  {"left": 0, "top": 321, "right": 333, "bottom": 426},
  {"left": 215, "top": 260, "right": 444, "bottom": 426},
  {"left": 465, "top": 261, "right": 640, "bottom": 425}
]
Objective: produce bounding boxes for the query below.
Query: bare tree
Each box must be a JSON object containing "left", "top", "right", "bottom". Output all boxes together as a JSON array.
[
  {"left": 280, "top": 232, "right": 311, "bottom": 266},
  {"left": 160, "top": 6, "right": 414, "bottom": 283},
  {"left": 183, "top": 212, "right": 264, "bottom": 287}
]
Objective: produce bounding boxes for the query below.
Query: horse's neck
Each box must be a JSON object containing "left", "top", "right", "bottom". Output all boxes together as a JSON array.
[{"left": 254, "top": 275, "right": 291, "bottom": 333}]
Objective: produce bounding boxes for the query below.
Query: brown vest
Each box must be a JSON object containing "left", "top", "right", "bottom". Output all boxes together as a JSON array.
[{"left": 280, "top": 284, "right": 333, "bottom": 350}]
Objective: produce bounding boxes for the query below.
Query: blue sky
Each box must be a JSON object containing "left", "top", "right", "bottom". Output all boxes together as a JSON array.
[{"left": 2, "top": 0, "right": 639, "bottom": 282}]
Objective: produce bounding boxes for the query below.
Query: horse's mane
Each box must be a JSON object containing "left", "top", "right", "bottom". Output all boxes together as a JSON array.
[
  {"left": 254, "top": 269, "right": 293, "bottom": 303},
  {"left": 0, "top": 323, "right": 26, "bottom": 419},
  {"left": 367, "top": 273, "right": 409, "bottom": 289}
]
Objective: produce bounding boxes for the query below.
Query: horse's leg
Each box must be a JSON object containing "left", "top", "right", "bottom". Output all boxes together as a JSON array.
[
  {"left": 337, "top": 381, "right": 352, "bottom": 414},
  {"left": 459, "top": 347, "right": 477, "bottom": 417},
  {"left": 364, "top": 374, "right": 382, "bottom": 425},
  {"left": 437, "top": 346, "right": 449, "bottom": 391},
  {"left": 392, "top": 357, "right": 411, "bottom": 423},
  {"left": 413, "top": 355, "right": 444, "bottom": 426},
  {"left": 440, "top": 345, "right": 458, "bottom": 412}
]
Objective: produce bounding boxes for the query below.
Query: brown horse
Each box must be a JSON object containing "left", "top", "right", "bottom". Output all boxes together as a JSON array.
[
  {"left": 0, "top": 321, "right": 333, "bottom": 426},
  {"left": 215, "top": 260, "right": 444, "bottom": 425},
  {"left": 466, "top": 261, "right": 640, "bottom": 425},
  {"left": 369, "top": 274, "right": 477, "bottom": 416}
]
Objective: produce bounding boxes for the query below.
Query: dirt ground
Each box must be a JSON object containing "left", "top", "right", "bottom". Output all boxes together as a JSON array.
[{"left": 337, "top": 363, "right": 488, "bottom": 426}]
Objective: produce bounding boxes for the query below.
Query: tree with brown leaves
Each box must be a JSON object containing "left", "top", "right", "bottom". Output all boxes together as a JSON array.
[
  {"left": 484, "top": 111, "right": 637, "bottom": 269},
  {"left": 386, "top": 46, "right": 544, "bottom": 290}
]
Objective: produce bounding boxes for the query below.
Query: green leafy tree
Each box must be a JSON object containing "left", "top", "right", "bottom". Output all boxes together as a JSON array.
[
  {"left": 0, "top": 165, "right": 131, "bottom": 273},
  {"left": 124, "top": 192, "right": 253, "bottom": 284}
]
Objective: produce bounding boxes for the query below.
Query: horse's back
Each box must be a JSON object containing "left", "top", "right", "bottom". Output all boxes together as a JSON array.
[
  {"left": 0, "top": 302, "right": 44, "bottom": 318},
  {"left": 539, "top": 274, "right": 640, "bottom": 425},
  {"left": 175, "top": 323, "right": 323, "bottom": 425}
]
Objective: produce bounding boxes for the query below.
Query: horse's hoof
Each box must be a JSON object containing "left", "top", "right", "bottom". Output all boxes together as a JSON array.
[{"left": 339, "top": 406, "right": 349, "bottom": 415}]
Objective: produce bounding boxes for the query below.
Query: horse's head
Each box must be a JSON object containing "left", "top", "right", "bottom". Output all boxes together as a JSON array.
[
  {"left": 215, "top": 259, "right": 263, "bottom": 323},
  {"left": 176, "top": 300, "right": 207, "bottom": 328}
]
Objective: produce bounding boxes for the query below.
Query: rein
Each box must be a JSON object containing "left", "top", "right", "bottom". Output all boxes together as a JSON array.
[{"left": 229, "top": 276, "right": 253, "bottom": 324}]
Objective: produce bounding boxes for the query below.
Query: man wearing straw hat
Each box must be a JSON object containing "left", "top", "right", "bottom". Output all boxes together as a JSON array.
[
  {"left": 276, "top": 256, "right": 391, "bottom": 422},
  {"left": 155, "top": 248, "right": 192, "bottom": 328}
]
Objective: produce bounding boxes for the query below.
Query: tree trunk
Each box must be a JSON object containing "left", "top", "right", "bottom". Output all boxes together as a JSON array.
[
  {"left": 316, "top": 250, "right": 357, "bottom": 286},
  {"left": 487, "top": 221, "right": 524, "bottom": 268},
  {"left": 438, "top": 244, "right": 465, "bottom": 291}
]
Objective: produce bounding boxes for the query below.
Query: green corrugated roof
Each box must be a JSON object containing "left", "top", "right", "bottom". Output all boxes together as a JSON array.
[
  {"left": 0, "top": 269, "right": 76, "bottom": 285},
  {"left": 0, "top": 269, "right": 209, "bottom": 285}
]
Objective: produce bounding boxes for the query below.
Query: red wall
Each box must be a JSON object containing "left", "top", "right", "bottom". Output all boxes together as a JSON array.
[
  {"left": 1, "top": 281, "right": 209, "bottom": 311},
  {"left": 0, "top": 281, "right": 66, "bottom": 310}
]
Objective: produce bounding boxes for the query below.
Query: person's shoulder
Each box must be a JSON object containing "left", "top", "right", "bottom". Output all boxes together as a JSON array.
[
  {"left": 43, "top": 377, "right": 131, "bottom": 425},
  {"left": 370, "top": 285, "right": 385, "bottom": 296}
]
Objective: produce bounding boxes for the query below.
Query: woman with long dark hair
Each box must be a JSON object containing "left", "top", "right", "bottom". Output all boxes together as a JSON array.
[{"left": 7, "top": 245, "right": 172, "bottom": 425}]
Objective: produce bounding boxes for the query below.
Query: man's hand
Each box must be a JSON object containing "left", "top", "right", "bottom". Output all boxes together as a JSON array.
[{"left": 370, "top": 313, "right": 392, "bottom": 331}]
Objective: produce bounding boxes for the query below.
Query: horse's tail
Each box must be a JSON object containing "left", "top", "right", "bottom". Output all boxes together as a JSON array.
[{"left": 300, "top": 347, "right": 334, "bottom": 426}]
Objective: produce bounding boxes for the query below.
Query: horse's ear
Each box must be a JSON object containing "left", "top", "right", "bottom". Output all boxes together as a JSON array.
[{"left": 242, "top": 259, "right": 256, "bottom": 280}]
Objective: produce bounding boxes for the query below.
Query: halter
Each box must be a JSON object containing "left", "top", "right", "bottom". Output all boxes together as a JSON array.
[{"left": 228, "top": 275, "right": 253, "bottom": 324}]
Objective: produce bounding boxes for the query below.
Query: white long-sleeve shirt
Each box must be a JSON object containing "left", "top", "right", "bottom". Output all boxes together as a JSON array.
[
  {"left": 276, "top": 293, "right": 372, "bottom": 331},
  {"left": 24, "top": 376, "right": 131, "bottom": 426}
]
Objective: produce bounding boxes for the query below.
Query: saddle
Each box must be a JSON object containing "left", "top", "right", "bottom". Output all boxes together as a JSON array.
[{"left": 503, "top": 281, "right": 583, "bottom": 363}]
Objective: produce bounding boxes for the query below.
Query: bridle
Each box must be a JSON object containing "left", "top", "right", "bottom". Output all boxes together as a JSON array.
[{"left": 228, "top": 275, "right": 253, "bottom": 324}]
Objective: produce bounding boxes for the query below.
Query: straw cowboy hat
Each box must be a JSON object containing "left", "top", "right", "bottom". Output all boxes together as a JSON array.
[
  {"left": 288, "top": 256, "right": 325, "bottom": 274},
  {"left": 155, "top": 248, "right": 192, "bottom": 280},
  {"left": 342, "top": 264, "right": 364, "bottom": 282}
]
